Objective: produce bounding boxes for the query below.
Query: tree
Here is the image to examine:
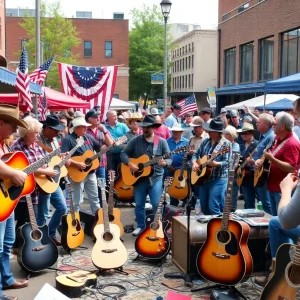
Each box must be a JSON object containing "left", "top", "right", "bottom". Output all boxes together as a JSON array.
[
  {"left": 18, "top": 1, "right": 81, "bottom": 90},
  {"left": 129, "top": 4, "right": 172, "bottom": 105}
]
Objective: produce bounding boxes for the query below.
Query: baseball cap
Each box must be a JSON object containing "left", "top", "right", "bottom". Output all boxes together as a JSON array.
[
  {"left": 200, "top": 107, "right": 212, "bottom": 115},
  {"left": 230, "top": 109, "right": 238, "bottom": 117},
  {"left": 85, "top": 109, "right": 100, "bottom": 122},
  {"left": 220, "top": 108, "right": 227, "bottom": 114}
]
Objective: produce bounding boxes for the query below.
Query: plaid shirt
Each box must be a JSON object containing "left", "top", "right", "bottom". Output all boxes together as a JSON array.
[
  {"left": 192, "top": 137, "right": 231, "bottom": 184},
  {"left": 11, "top": 138, "right": 45, "bottom": 204}
]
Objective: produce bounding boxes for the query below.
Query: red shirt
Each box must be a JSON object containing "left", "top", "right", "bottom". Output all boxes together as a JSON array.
[
  {"left": 154, "top": 125, "right": 171, "bottom": 139},
  {"left": 268, "top": 132, "right": 300, "bottom": 192}
]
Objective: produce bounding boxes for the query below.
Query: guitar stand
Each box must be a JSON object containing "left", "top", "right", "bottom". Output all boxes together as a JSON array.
[
  {"left": 133, "top": 254, "right": 167, "bottom": 265},
  {"left": 191, "top": 284, "right": 248, "bottom": 300},
  {"left": 65, "top": 245, "right": 88, "bottom": 256},
  {"left": 23, "top": 266, "right": 61, "bottom": 280},
  {"left": 97, "top": 266, "right": 129, "bottom": 276}
]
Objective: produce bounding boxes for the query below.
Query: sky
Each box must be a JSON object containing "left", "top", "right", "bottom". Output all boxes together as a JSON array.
[{"left": 6, "top": 0, "right": 218, "bottom": 29}]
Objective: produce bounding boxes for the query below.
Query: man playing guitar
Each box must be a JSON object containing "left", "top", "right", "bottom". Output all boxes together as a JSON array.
[{"left": 120, "top": 115, "right": 170, "bottom": 236}]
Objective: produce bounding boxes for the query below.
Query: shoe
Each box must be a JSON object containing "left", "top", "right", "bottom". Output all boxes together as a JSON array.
[
  {"left": 3, "top": 279, "right": 29, "bottom": 290},
  {"left": 132, "top": 228, "right": 142, "bottom": 236},
  {"left": 254, "top": 275, "right": 269, "bottom": 288},
  {"left": 0, "top": 295, "right": 18, "bottom": 300},
  {"left": 11, "top": 248, "right": 18, "bottom": 255},
  {"left": 51, "top": 237, "right": 62, "bottom": 246}
]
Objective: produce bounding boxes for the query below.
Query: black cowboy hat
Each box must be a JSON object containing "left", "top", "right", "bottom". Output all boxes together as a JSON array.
[
  {"left": 136, "top": 114, "right": 161, "bottom": 128},
  {"left": 41, "top": 115, "right": 65, "bottom": 131},
  {"left": 202, "top": 118, "right": 224, "bottom": 132}
]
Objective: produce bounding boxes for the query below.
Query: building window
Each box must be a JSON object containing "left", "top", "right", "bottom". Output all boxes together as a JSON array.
[
  {"left": 185, "top": 45, "right": 187, "bottom": 53},
  {"left": 185, "top": 75, "right": 187, "bottom": 88},
  {"left": 281, "top": 29, "right": 300, "bottom": 77},
  {"left": 182, "top": 58, "right": 185, "bottom": 71},
  {"left": 192, "top": 43, "right": 194, "bottom": 51},
  {"left": 259, "top": 37, "right": 274, "bottom": 81},
  {"left": 224, "top": 47, "right": 236, "bottom": 85},
  {"left": 105, "top": 41, "right": 112, "bottom": 58},
  {"left": 189, "top": 44, "right": 191, "bottom": 52},
  {"left": 113, "top": 94, "right": 119, "bottom": 99},
  {"left": 222, "top": 13, "right": 230, "bottom": 22},
  {"left": 238, "top": 2, "right": 249, "bottom": 13},
  {"left": 179, "top": 76, "right": 181, "bottom": 89},
  {"left": 84, "top": 41, "right": 92, "bottom": 57},
  {"left": 188, "top": 74, "right": 191, "bottom": 88},
  {"left": 240, "top": 42, "right": 254, "bottom": 83},
  {"left": 182, "top": 76, "right": 184, "bottom": 88},
  {"left": 185, "top": 57, "right": 188, "bottom": 69},
  {"left": 192, "top": 55, "right": 194, "bottom": 68},
  {"left": 191, "top": 74, "right": 194, "bottom": 87},
  {"left": 189, "top": 56, "right": 191, "bottom": 68}
]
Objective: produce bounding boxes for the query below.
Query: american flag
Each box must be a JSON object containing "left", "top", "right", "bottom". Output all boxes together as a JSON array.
[
  {"left": 58, "top": 63, "right": 118, "bottom": 121},
  {"left": 16, "top": 48, "right": 32, "bottom": 111},
  {"left": 38, "top": 92, "right": 47, "bottom": 121},
  {"left": 29, "top": 56, "right": 55, "bottom": 85},
  {"left": 177, "top": 94, "right": 198, "bottom": 117}
]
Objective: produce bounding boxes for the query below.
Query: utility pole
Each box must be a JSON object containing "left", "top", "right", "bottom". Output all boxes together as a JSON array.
[{"left": 34, "top": 0, "right": 41, "bottom": 116}]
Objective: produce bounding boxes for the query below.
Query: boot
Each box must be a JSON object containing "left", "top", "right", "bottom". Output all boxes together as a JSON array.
[{"left": 254, "top": 258, "right": 276, "bottom": 287}]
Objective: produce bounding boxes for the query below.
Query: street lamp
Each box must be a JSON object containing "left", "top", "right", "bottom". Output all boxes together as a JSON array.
[{"left": 160, "top": 0, "right": 172, "bottom": 110}]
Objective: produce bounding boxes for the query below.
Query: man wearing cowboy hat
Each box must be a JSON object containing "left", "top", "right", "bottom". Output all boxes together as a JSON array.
[
  {"left": 61, "top": 117, "right": 102, "bottom": 214},
  {"left": 189, "top": 117, "right": 209, "bottom": 156},
  {"left": 192, "top": 118, "right": 231, "bottom": 215},
  {"left": 120, "top": 115, "right": 170, "bottom": 236},
  {"left": 125, "top": 112, "right": 143, "bottom": 142},
  {"left": 0, "top": 105, "right": 30, "bottom": 299}
]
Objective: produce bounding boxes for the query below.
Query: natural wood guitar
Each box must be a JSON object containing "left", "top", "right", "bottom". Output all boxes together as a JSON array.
[
  {"left": 91, "top": 179, "right": 128, "bottom": 270},
  {"left": 114, "top": 164, "right": 134, "bottom": 202},
  {"left": 94, "top": 170, "right": 124, "bottom": 236},
  {"left": 121, "top": 146, "right": 188, "bottom": 186},
  {"left": 261, "top": 240, "right": 300, "bottom": 300},
  {"left": 0, "top": 149, "right": 61, "bottom": 222},
  {"left": 191, "top": 146, "right": 230, "bottom": 185},
  {"left": 197, "top": 153, "right": 253, "bottom": 286},
  {"left": 67, "top": 136, "right": 127, "bottom": 182},
  {"left": 36, "top": 138, "right": 84, "bottom": 194},
  {"left": 135, "top": 177, "right": 172, "bottom": 259},
  {"left": 61, "top": 177, "right": 85, "bottom": 251}
]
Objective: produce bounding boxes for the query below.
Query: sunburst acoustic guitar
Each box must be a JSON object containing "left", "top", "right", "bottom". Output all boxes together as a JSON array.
[{"left": 114, "top": 164, "right": 134, "bottom": 202}]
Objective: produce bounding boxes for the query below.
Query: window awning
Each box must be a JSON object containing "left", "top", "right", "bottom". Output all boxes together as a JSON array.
[
  {"left": 0, "top": 67, "right": 42, "bottom": 94},
  {"left": 216, "top": 82, "right": 265, "bottom": 96}
]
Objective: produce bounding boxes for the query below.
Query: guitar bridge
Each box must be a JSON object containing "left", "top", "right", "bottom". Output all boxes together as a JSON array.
[
  {"left": 0, "top": 181, "right": 8, "bottom": 197},
  {"left": 32, "top": 245, "right": 46, "bottom": 251},
  {"left": 175, "top": 186, "right": 184, "bottom": 189},
  {"left": 72, "top": 232, "right": 80, "bottom": 236},
  {"left": 212, "top": 252, "right": 230, "bottom": 259},
  {"left": 146, "top": 236, "right": 159, "bottom": 241},
  {"left": 102, "top": 249, "right": 117, "bottom": 253}
]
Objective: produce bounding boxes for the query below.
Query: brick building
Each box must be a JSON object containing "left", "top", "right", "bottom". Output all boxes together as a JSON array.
[
  {"left": 5, "top": 16, "right": 129, "bottom": 100},
  {"left": 217, "top": 0, "right": 300, "bottom": 110}
]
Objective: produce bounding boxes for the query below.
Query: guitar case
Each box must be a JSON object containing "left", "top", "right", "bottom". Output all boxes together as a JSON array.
[{"left": 163, "top": 204, "right": 185, "bottom": 223}]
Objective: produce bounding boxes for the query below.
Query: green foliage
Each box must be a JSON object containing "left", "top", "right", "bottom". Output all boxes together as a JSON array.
[
  {"left": 18, "top": 1, "right": 81, "bottom": 90},
  {"left": 129, "top": 4, "right": 172, "bottom": 103}
]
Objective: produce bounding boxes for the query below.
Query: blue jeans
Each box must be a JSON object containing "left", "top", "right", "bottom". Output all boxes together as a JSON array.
[
  {"left": 242, "top": 185, "right": 256, "bottom": 209},
  {"left": 96, "top": 166, "right": 106, "bottom": 179},
  {"left": 269, "top": 191, "right": 281, "bottom": 216},
  {"left": 0, "top": 213, "right": 16, "bottom": 294},
  {"left": 134, "top": 177, "right": 163, "bottom": 229},
  {"left": 255, "top": 182, "right": 272, "bottom": 215},
  {"left": 37, "top": 187, "right": 67, "bottom": 239},
  {"left": 198, "top": 178, "right": 227, "bottom": 215},
  {"left": 269, "top": 216, "right": 300, "bottom": 258}
]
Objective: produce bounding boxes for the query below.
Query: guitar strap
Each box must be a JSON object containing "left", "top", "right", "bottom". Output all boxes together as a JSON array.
[
  {"left": 210, "top": 137, "right": 226, "bottom": 159},
  {"left": 153, "top": 134, "right": 160, "bottom": 156},
  {"left": 272, "top": 138, "right": 290, "bottom": 156}
]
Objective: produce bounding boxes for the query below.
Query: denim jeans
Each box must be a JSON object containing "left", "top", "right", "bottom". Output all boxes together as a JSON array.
[
  {"left": 269, "top": 216, "right": 300, "bottom": 258},
  {"left": 96, "top": 166, "right": 106, "bottom": 179},
  {"left": 0, "top": 213, "right": 16, "bottom": 294},
  {"left": 269, "top": 191, "right": 281, "bottom": 216},
  {"left": 255, "top": 182, "right": 272, "bottom": 215},
  {"left": 134, "top": 177, "right": 163, "bottom": 229},
  {"left": 198, "top": 178, "right": 228, "bottom": 215},
  {"left": 37, "top": 187, "right": 67, "bottom": 239}
]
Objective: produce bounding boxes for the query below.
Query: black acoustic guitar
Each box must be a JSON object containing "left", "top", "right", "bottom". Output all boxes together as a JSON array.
[{"left": 17, "top": 195, "right": 58, "bottom": 272}]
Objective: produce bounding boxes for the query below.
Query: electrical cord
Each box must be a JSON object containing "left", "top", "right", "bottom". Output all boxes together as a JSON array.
[{"left": 85, "top": 283, "right": 127, "bottom": 299}]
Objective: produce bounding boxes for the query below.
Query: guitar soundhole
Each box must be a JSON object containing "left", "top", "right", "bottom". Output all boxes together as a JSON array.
[
  {"left": 178, "top": 175, "right": 183, "bottom": 182},
  {"left": 137, "top": 163, "right": 144, "bottom": 171},
  {"left": 103, "top": 232, "right": 113, "bottom": 242},
  {"left": 150, "top": 223, "right": 159, "bottom": 231},
  {"left": 287, "top": 264, "right": 300, "bottom": 285},
  {"left": 217, "top": 230, "right": 230, "bottom": 244},
  {"left": 85, "top": 158, "right": 92, "bottom": 166},
  {"left": 109, "top": 214, "right": 115, "bottom": 222},
  {"left": 31, "top": 229, "right": 42, "bottom": 241},
  {"left": 72, "top": 220, "right": 77, "bottom": 227}
]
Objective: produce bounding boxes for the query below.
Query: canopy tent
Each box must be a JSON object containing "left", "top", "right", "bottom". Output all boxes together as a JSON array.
[
  {"left": 265, "top": 72, "right": 300, "bottom": 94},
  {"left": 255, "top": 98, "right": 294, "bottom": 111},
  {"left": 216, "top": 82, "right": 265, "bottom": 95},
  {"left": 109, "top": 98, "right": 135, "bottom": 110},
  {"left": 224, "top": 94, "right": 299, "bottom": 110}
]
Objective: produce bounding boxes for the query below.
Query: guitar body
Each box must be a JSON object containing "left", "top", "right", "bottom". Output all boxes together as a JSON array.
[
  {"left": 94, "top": 207, "right": 124, "bottom": 236},
  {"left": 0, "top": 152, "right": 36, "bottom": 222},
  {"left": 61, "top": 212, "right": 85, "bottom": 250},
  {"left": 17, "top": 223, "right": 58, "bottom": 272},
  {"left": 197, "top": 218, "right": 253, "bottom": 286},
  {"left": 236, "top": 167, "right": 251, "bottom": 187},
  {"left": 168, "top": 169, "right": 188, "bottom": 200},
  {"left": 191, "top": 156, "right": 213, "bottom": 185},
  {"left": 261, "top": 243, "right": 299, "bottom": 300},
  {"left": 135, "top": 214, "right": 170, "bottom": 259},
  {"left": 35, "top": 156, "right": 68, "bottom": 194},
  {"left": 121, "top": 155, "right": 153, "bottom": 186},
  {"left": 67, "top": 150, "right": 100, "bottom": 182},
  {"left": 56, "top": 271, "right": 97, "bottom": 298},
  {"left": 91, "top": 223, "right": 128, "bottom": 269},
  {"left": 114, "top": 165, "right": 134, "bottom": 202},
  {"left": 254, "top": 161, "right": 271, "bottom": 187}
]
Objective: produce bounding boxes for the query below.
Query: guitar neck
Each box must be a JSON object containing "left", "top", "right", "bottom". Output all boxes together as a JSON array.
[
  {"left": 100, "top": 187, "right": 110, "bottom": 233},
  {"left": 153, "top": 188, "right": 167, "bottom": 226},
  {"left": 58, "top": 143, "right": 81, "bottom": 168},
  {"left": 90, "top": 144, "right": 113, "bottom": 162},
  {"left": 66, "top": 178, "right": 76, "bottom": 222},
  {"left": 25, "top": 195, "right": 38, "bottom": 231},
  {"left": 178, "top": 152, "right": 189, "bottom": 177},
  {"left": 108, "top": 180, "right": 114, "bottom": 216}
]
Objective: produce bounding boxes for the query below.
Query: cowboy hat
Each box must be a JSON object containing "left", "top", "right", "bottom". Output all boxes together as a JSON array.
[
  {"left": 0, "top": 104, "right": 28, "bottom": 129},
  {"left": 41, "top": 115, "right": 65, "bottom": 131},
  {"left": 191, "top": 117, "right": 204, "bottom": 127},
  {"left": 170, "top": 123, "right": 184, "bottom": 131},
  {"left": 237, "top": 123, "right": 255, "bottom": 133},
  {"left": 136, "top": 115, "right": 161, "bottom": 128},
  {"left": 127, "top": 112, "right": 143, "bottom": 123},
  {"left": 72, "top": 117, "right": 91, "bottom": 128},
  {"left": 202, "top": 118, "right": 224, "bottom": 132}
]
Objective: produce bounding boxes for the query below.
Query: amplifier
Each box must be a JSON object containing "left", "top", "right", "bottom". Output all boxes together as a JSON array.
[
  {"left": 79, "top": 209, "right": 95, "bottom": 237},
  {"left": 172, "top": 216, "right": 271, "bottom": 275}
]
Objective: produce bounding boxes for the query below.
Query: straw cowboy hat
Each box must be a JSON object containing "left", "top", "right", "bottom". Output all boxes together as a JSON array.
[
  {"left": 170, "top": 123, "right": 184, "bottom": 132},
  {"left": 237, "top": 123, "right": 255, "bottom": 133},
  {"left": 72, "top": 117, "right": 91, "bottom": 128},
  {"left": 202, "top": 118, "right": 224, "bottom": 132},
  {"left": 136, "top": 115, "right": 161, "bottom": 128},
  {"left": 127, "top": 112, "right": 143, "bottom": 123},
  {"left": 0, "top": 104, "right": 28, "bottom": 129}
]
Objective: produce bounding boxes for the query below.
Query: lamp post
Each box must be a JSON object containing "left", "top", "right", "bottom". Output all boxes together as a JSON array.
[{"left": 160, "top": 0, "right": 172, "bottom": 111}]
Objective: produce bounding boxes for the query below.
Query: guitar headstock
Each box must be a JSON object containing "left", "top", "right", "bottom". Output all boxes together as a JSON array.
[
  {"left": 108, "top": 170, "right": 116, "bottom": 183},
  {"left": 220, "top": 146, "right": 230, "bottom": 155},
  {"left": 266, "top": 139, "right": 275, "bottom": 151},
  {"left": 76, "top": 137, "right": 85, "bottom": 147},
  {"left": 114, "top": 136, "right": 128, "bottom": 146},
  {"left": 97, "top": 178, "right": 106, "bottom": 189},
  {"left": 174, "top": 146, "right": 188, "bottom": 154},
  {"left": 230, "top": 152, "right": 240, "bottom": 172},
  {"left": 164, "top": 177, "right": 173, "bottom": 190}
]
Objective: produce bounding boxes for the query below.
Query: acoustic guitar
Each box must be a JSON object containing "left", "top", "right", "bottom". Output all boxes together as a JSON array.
[
  {"left": 191, "top": 146, "right": 230, "bottom": 185},
  {"left": 61, "top": 177, "right": 85, "bottom": 251},
  {"left": 253, "top": 139, "right": 275, "bottom": 187},
  {"left": 17, "top": 195, "right": 58, "bottom": 272},
  {"left": 67, "top": 136, "right": 127, "bottom": 182},
  {"left": 197, "top": 152, "right": 253, "bottom": 286},
  {"left": 135, "top": 177, "right": 172, "bottom": 259},
  {"left": 260, "top": 239, "right": 300, "bottom": 300},
  {"left": 0, "top": 148, "right": 61, "bottom": 222},
  {"left": 236, "top": 142, "right": 257, "bottom": 187},
  {"left": 114, "top": 164, "right": 134, "bottom": 202},
  {"left": 168, "top": 151, "right": 189, "bottom": 200},
  {"left": 56, "top": 271, "right": 97, "bottom": 298},
  {"left": 94, "top": 170, "right": 124, "bottom": 236},
  {"left": 91, "top": 179, "right": 128, "bottom": 270},
  {"left": 36, "top": 137, "right": 84, "bottom": 194},
  {"left": 121, "top": 146, "right": 188, "bottom": 186}
]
